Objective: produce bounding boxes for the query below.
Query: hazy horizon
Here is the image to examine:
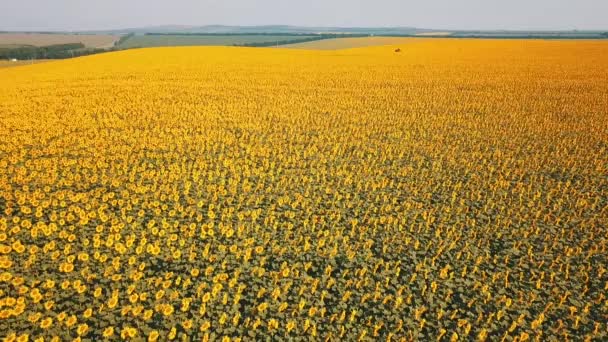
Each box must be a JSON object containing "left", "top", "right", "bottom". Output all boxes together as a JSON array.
[{"left": 1, "top": 0, "right": 607, "bottom": 32}]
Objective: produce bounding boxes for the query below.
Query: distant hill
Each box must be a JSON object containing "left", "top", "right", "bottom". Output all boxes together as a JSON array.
[
  {"left": 74, "top": 25, "right": 608, "bottom": 39},
  {"left": 3, "top": 25, "right": 606, "bottom": 40},
  {"left": 82, "top": 25, "right": 423, "bottom": 35}
]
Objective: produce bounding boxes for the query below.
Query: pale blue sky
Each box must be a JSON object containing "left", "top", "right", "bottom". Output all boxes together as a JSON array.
[{"left": 1, "top": 0, "right": 606, "bottom": 31}]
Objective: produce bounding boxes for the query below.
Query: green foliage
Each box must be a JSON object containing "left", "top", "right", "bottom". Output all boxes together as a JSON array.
[
  {"left": 115, "top": 33, "right": 135, "bottom": 47},
  {"left": 116, "top": 35, "right": 326, "bottom": 48},
  {"left": 0, "top": 43, "right": 87, "bottom": 60},
  {"left": 117, "top": 34, "right": 370, "bottom": 49},
  {"left": 145, "top": 32, "right": 318, "bottom": 37},
  {"left": 236, "top": 34, "right": 370, "bottom": 47}
]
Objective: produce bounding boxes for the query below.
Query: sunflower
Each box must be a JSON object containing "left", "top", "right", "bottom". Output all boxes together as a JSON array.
[
  {"left": 286, "top": 320, "right": 296, "bottom": 333},
  {"left": 40, "top": 317, "right": 53, "bottom": 329},
  {"left": 148, "top": 330, "right": 160, "bottom": 342},
  {"left": 103, "top": 327, "right": 114, "bottom": 338},
  {"left": 167, "top": 327, "right": 177, "bottom": 340},
  {"left": 257, "top": 302, "right": 268, "bottom": 313},
  {"left": 76, "top": 323, "right": 89, "bottom": 336},
  {"left": 267, "top": 319, "right": 279, "bottom": 331},
  {"left": 143, "top": 309, "right": 154, "bottom": 321},
  {"left": 199, "top": 320, "right": 211, "bottom": 332},
  {"left": 162, "top": 304, "right": 174, "bottom": 316},
  {"left": 121, "top": 326, "right": 138, "bottom": 339},
  {"left": 28, "top": 312, "right": 42, "bottom": 323},
  {"left": 108, "top": 295, "right": 118, "bottom": 309}
]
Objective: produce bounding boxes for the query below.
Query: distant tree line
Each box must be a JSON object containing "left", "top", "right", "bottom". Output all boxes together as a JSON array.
[
  {"left": 143, "top": 33, "right": 371, "bottom": 47},
  {"left": 145, "top": 32, "right": 371, "bottom": 38},
  {"left": 146, "top": 32, "right": 315, "bottom": 36},
  {"left": 449, "top": 34, "right": 608, "bottom": 39},
  {"left": 0, "top": 43, "right": 113, "bottom": 60},
  {"left": 145, "top": 31, "right": 608, "bottom": 40},
  {"left": 115, "top": 33, "right": 135, "bottom": 47},
  {"left": 0, "top": 31, "right": 82, "bottom": 34},
  {"left": 381, "top": 33, "right": 608, "bottom": 39},
  {"left": 234, "top": 34, "right": 371, "bottom": 47},
  {"left": 0, "top": 33, "right": 374, "bottom": 60}
]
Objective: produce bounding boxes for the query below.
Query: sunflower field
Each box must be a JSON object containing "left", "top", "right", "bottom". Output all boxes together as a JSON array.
[{"left": 0, "top": 39, "right": 607, "bottom": 341}]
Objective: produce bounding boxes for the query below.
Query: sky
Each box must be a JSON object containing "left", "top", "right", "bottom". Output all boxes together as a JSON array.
[{"left": 1, "top": 0, "right": 606, "bottom": 31}]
